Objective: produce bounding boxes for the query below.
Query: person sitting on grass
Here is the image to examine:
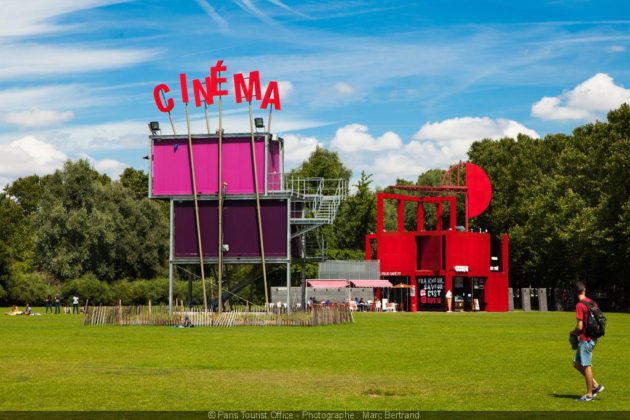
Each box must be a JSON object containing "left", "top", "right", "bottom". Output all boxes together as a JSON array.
[
  {"left": 173, "top": 317, "right": 195, "bottom": 328},
  {"left": 5, "top": 305, "right": 22, "bottom": 316},
  {"left": 24, "top": 304, "right": 32, "bottom": 315}
]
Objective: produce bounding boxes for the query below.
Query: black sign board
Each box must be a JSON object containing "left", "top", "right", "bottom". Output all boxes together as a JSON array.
[{"left": 417, "top": 276, "right": 445, "bottom": 310}]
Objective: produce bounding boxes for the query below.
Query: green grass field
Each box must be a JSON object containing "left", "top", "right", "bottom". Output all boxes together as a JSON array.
[{"left": 0, "top": 308, "right": 628, "bottom": 411}]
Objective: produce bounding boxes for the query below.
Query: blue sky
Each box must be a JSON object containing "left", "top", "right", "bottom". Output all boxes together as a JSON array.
[{"left": 1, "top": 0, "right": 630, "bottom": 187}]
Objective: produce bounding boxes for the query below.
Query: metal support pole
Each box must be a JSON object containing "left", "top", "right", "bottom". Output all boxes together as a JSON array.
[
  {"left": 287, "top": 196, "right": 292, "bottom": 312},
  {"left": 162, "top": 91, "right": 176, "bottom": 135},
  {"left": 286, "top": 260, "right": 291, "bottom": 314},
  {"left": 218, "top": 94, "right": 224, "bottom": 314},
  {"left": 185, "top": 103, "right": 208, "bottom": 309},
  {"left": 168, "top": 199, "right": 174, "bottom": 314},
  {"left": 204, "top": 101, "right": 211, "bottom": 135},
  {"left": 188, "top": 271, "right": 193, "bottom": 310},
  {"left": 301, "top": 257, "right": 306, "bottom": 311},
  {"left": 249, "top": 101, "right": 269, "bottom": 310},
  {"left": 264, "top": 134, "right": 268, "bottom": 195}
]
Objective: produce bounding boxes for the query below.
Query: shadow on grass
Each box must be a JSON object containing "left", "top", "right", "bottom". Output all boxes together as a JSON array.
[{"left": 549, "top": 393, "right": 581, "bottom": 399}]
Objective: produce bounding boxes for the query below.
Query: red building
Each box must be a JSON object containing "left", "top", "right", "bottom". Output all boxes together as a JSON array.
[{"left": 365, "top": 163, "right": 509, "bottom": 312}]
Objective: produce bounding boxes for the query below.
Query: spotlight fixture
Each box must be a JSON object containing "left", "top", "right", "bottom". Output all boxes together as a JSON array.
[
  {"left": 254, "top": 117, "right": 264, "bottom": 128},
  {"left": 148, "top": 121, "right": 160, "bottom": 134}
]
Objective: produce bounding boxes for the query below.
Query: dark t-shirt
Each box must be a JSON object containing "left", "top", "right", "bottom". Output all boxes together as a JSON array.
[{"left": 576, "top": 297, "right": 593, "bottom": 342}]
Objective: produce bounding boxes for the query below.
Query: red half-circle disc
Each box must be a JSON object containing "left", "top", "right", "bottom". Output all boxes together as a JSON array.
[{"left": 466, "top": 163, "right": 492, "bottom": 218}]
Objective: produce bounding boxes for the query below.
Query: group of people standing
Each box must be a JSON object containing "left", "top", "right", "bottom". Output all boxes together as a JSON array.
[{"left": 44, "top": 295, "right": 80, "bottom": 314}]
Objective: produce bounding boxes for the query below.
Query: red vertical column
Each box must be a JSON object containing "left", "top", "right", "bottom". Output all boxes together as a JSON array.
[
  {"left": 397, "top": 200, "right": 405, "bottom": 232},
  {"left": 410, "top": 277, "right": 418, "bottom": 312},
  {"left": 445, "top": 273, "right": 453, "bottom": 312},
  {"left": 377, "top": 194, "right": 384, "bottom": 233}
]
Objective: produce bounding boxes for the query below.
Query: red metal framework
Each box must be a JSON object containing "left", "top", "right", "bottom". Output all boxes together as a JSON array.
[{"left": 365, "top": 163, "right": 508, "bottom": 312}]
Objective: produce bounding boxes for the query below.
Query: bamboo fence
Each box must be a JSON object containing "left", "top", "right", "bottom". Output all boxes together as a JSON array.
[{"left": 82, "top": 302, "right": 353, "bottom": 327}]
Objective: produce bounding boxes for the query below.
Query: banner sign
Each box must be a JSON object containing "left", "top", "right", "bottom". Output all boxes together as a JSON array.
[
  {"left": 153, "top": 60, "right": 281, "bottom": 113},
  {"left": 417, "top": 276, "right": 445, "bottom": 310}
]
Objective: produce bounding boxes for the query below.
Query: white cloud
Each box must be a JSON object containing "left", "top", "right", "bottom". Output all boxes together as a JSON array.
[
  {"left": 531, "top": 97, "right": 592, "bottom": 121},
  {"left": 184, "top": 111, "right": 326, "bottom": 135},
  {"left": 0, "top": 135, "right": 129, "bottom": 186},
  {"left": 0, "top": 2, "right": 155, "bottom": 81},
  {"left": 332, "top": 118, "right": 538, "bottom": 187},
  {"left": 232, "top": 0, "right": 274, "bottom": 24},
  {"left": 266, "top": 0, "right": 310, "bottom": 18},
  {"left": 606, "top": 45, "right": 626, "bottom": 53},
  {"left": 0, "top": 0, "right": 124, "bottom": 37},
  {"left": 3, "top": 107, "right": 74, "bottom": 127},
  {"left": 0, "top": 136, "right": 68, "bottom": 185},
  {"left": 0, "top": 111, "right": 328, "bottom": 153},
  {"left": 194, "top": 0, "right": 229, "bottom": 33},
  {"left": 0, "top": 120, "right": 149, "bottom": 151},
  {"left": 46, "top": 120, "right": 149, "bottom": 150},
  {"left": 331, "top": 123, "right": 402, "bottom": 152},
  {"left": 531, "top": 73, "right": 630, "bottom": 121},
  {"left": 281, "top": 134, "right": 321, "bottom": 165},
  {"left": 0, "top": 43, "right": 157, "bottom": 80},
  {"left": 93, "top": 158, "right": 129, "bottom": 179},
  {"left": 334, "top": 82, "right": 354, "bottom": 95},
  {"left": 372, "top": 139, "right": 450, "bottom": 182},
  {"left": 414, "top": 117, "right": 540, "bottom": 143},
  {"left": 278, "top": 81, "right": 294, "bottom": 101},
  {"left": 0, "top": 85, "right": 83, "bottom": 111}
]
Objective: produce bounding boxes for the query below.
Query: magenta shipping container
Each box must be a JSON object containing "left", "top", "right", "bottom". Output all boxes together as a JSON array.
[
  {"left": 174, "top": 200, "right": 288, "bottom": 259},
  {"left": 150, "top": 134, "right": 282, "bottom": 197}
]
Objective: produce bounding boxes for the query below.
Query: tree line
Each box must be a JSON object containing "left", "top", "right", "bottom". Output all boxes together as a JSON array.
[{"left": 1, "top": 105, "right": 629, "bottom": 309}]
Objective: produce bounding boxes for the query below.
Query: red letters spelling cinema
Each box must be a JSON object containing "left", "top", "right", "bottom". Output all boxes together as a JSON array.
[
  {"left": 365, "top": 163, "right": 509, "bottom": 312},
  {"left": 153, "top": 61, "right": 281, "bottom": 112}
]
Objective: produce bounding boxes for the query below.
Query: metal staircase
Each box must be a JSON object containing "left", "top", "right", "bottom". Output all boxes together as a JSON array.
[{"left": 271, "top": 175, "right": 346, "bottom": 260}]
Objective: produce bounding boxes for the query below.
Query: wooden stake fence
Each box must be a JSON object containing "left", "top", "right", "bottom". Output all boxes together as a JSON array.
[{"left": 83, "top": 304, "right": 353, "bottom": 327}]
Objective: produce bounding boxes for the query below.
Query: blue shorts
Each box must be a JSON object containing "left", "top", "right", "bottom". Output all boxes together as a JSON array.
[{"left": 574, "top": 339, "right": 597, "bottom": 367}]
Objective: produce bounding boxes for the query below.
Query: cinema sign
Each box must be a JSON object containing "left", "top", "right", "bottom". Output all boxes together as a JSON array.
[{"left": 153, "top": 60, "right": 282, "bottom": 113}]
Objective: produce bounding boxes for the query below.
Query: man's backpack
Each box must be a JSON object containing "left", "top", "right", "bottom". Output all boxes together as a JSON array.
[{"left": 583, "top": 300, "right": 606, "bottom": 339}]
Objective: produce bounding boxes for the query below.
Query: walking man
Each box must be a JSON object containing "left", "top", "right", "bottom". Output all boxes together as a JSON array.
[
  {"left": 570, "top": 281, "right": 604, "bottom": 401},
  {"left": 72, "top": 295, "right": 80, "bottom": 314}
]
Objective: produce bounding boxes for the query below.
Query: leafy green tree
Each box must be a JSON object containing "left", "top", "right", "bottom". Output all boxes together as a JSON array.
[
  {"left": 330, "top": 171, "right": 376, "bottom": 250},
  {"left": 119, "top": 167, "right": 149, "bottom": 199},
  {"left": 3, "top": 175, "right": 48, "bottom": 216},
  {"left": 6, "top": 271, "right": 59, "bottom": 305},
  {"left": 290, "top": 146, "right": 352, "bottom": 192},
  {"left": 290, "top": 145, "right": 352, "bottom": 180},
  {"left": 33, "top": 159, "right": 168, "bottom": 282},
  {"left": 0, "top": 197, "right": 36, "bottom": 280},
  {"left": 62, "top": 273, "right": 113, "bottom": 305}
]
